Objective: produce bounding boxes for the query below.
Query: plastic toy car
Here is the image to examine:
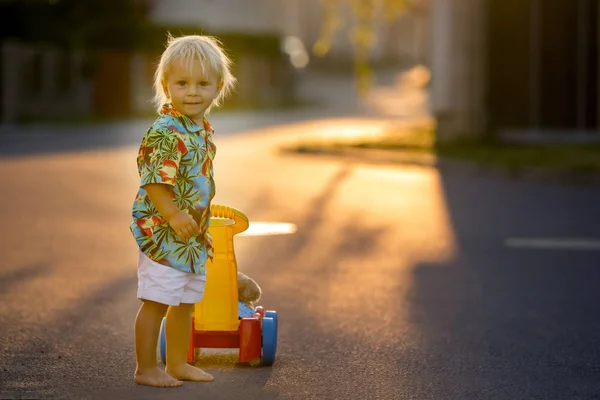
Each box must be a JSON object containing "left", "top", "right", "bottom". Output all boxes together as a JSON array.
[{"left": 158, "top": 205, "right": 278, "bottom": 366}]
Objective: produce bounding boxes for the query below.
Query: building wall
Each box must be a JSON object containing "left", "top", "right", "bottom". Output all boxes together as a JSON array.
[
  {"left": 429, "top": 0, "right": 600, "bottom": 141},
  {"left": 485, "top": 0, "right": 598, "bottom": 134},
  {"left": 0, "top": 42, "right": 93, "bottom": 124},
  {"left": 429, "top": 0, "right": 486, "bottom": 141}
]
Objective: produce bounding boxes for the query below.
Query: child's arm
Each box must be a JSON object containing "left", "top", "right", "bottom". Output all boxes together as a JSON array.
[{"left": 144, "top": 183, "right": 199, "bottom": 241}]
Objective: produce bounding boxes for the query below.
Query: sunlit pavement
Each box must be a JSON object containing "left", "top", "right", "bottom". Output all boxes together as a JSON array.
[{"left": 2, "top": 74, "right": 600, "bottom": 399}]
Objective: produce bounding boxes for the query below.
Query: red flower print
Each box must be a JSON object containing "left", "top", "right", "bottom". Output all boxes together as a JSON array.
[
  {"left": 159, "top": 159, "right": 178, "bottom": 185},
  {"left": 162, "top": 104, "right": 183, "bottom": 117},
  {"left": 176, "top": 137, "right": 188, "bottom": 154},
  {"left": 136, "top": 215, "right": 160, "bottom": 237},
  {"left": 201, "top": 159, "right": 212, "bottom": 176}
]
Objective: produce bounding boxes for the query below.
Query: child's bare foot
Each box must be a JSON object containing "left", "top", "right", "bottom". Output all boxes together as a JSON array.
[
  {"left": 166, "top": 364, "right": 214, "bottom": 382},
  {"left": 134, "top": 367, "right": 183, "bottom": 388}
]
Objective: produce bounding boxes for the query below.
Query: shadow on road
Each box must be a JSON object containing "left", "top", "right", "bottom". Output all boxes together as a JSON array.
[
  {"left": 227, "top": 162, "right": 400, "bottom": 399},
  {"left": 405, "top": 169, "right": 600, "bottom": 399},
  {"left": 0, "top": 271, "right": 138, "bottom": 398},
  {"left": 226, "top": 155, "right": 600, "bottom": 399},
  {"left": 0, "top": 263, "right": 52, "bottom": 289}
]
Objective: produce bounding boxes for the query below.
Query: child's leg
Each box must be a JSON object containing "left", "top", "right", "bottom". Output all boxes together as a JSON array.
[
  {"left": 164, "top": 303, "right": 214, "bottom": 382},
  {"left": 134, "top": 300, "right": 183, "bottom": 388}
]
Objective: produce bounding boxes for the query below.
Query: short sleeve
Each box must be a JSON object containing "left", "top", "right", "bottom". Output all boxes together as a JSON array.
[{"left": 137, "top": 126, "right": 188, "bottom": 187}]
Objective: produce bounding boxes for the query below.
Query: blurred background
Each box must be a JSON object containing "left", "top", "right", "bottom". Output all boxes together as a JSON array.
[
  {"left": 0, "top": 0, "right": 431, "bottom": 126},
  {"left": 2, "top": 2, "right": 600, "bottom": 399},
  {"left": 0, "top": 0, "right": 599, "bottom": 145}
]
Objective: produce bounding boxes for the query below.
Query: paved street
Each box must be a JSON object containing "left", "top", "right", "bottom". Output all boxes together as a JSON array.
[{"left": 1, "top": 90, "right": 600, "bottom": 398}]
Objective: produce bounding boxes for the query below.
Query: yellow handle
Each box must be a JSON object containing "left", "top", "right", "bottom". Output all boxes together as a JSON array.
[{"left": 210, "top": 205, "right": 249, "bottom": 235}]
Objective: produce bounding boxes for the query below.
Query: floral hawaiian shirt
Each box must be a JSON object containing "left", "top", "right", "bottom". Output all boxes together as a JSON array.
[{"left": 130, "top": 104, "right": 216, "bottom": 274}]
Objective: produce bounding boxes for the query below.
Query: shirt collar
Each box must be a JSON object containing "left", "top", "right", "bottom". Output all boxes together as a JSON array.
[{"left": 160, "top": 103, "right": 213, "bottom": 133}]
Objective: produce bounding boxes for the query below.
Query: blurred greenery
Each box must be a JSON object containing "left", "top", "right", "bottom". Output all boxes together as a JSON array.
[
  {"left": 284, "top": 126, "right": 600, "bottom": 174},
  {"left": 436, "top": 139, "right": 600, "bottom": 174},
  {"left": 314, "top": 0, "right": 425, "bottom": 94}
]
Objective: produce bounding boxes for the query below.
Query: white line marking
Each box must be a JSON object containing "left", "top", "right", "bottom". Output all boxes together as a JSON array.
[
  {"left": 505, "top": 238, "right": 600, "bottom": 251},
  {"left": 239, "top": 222, "right": 297, "bottom": 237}
]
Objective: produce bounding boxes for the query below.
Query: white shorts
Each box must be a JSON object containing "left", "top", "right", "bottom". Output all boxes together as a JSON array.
[{"left": 137, "top": 250, "right": 206, "bottom": 306}]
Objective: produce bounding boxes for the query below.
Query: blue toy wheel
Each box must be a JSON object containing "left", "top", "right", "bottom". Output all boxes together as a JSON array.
[
  {"left": 265, "top": 310, "right": 278, "bottom": 326},
  {"left": 159, "top": 317, "right": 167, "bottom": 365},
  {"left": 261, "top": 315, "right": 277, "bottom": 366}
]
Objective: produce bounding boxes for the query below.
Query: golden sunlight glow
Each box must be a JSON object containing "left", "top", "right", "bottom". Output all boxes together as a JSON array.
[
  {"left": 318, "top": 166, "right": 457, "bottom": 343},
  {"left": 239, "top": 222, "right": 298, "bottom": 236},
  {"left": 366, "top": 65, "right": 432, "bottom": 118},
  {"left": 298, "top": 119, "right": 390, "bottom": 143},
  {"left": 258, "top": 158, "right": 457, "bottom": 347}
]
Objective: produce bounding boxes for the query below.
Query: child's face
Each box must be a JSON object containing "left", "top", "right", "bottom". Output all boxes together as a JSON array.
[{"left": 163, "top": 57, "right": 221, "bottom": 124}]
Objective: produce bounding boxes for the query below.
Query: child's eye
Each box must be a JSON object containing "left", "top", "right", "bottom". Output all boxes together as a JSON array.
[
  {"left": 176, "top": 81, "right": 187, "bottom": 87},
  {"left": 200, "top": 81, "right": 209, "bottom": 87}
]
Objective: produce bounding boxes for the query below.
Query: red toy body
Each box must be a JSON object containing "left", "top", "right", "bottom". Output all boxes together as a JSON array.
[{"left": 186, "top": 307, "right": 266, "bottom": 363}]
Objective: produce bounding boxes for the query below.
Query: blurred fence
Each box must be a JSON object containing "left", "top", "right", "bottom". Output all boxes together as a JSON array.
[
  {"left": 0, "top": 42, "right": 92, "bottom": 123},
  {"left": 0, "top": 39, "right": 296, "bottom": 124}
]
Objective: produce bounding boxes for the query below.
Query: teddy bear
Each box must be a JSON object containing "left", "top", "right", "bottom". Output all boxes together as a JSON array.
[{"left": 237, "top": 271, "right": 262, "bottom": 308}]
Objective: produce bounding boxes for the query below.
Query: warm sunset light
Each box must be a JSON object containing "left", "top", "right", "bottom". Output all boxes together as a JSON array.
[{"left": 239, "top": 222, "right": 298, "bottom": 236}]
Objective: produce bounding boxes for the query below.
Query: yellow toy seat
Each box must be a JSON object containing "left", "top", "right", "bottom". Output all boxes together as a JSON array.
[{"left": 193, "top": 205, "right": 249, "bottom": 331}]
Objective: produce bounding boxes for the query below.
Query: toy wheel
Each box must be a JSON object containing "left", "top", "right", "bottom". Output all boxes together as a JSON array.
[
  {"left": 159, "top": 317, "right": 167, "bottom": 365},
  {"left": 265, "top": 310, "right": 278, "bottom": 326},
  {"left": 261, "top": 313, "right": 278, "bottom": 366}
]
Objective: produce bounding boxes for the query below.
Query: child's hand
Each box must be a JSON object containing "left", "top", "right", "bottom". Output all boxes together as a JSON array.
[{"left": 167, "top": 211, "right": 200, "bottom": 241}]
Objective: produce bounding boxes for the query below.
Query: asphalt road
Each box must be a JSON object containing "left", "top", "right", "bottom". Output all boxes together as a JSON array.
[{"left": 1, "top": 114, "right": 600, "bottom": 400}]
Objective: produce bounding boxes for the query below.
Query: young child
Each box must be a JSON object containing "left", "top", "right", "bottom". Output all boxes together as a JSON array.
[{"left": 130, "top": 34, "right": 235, "bottom": 388}]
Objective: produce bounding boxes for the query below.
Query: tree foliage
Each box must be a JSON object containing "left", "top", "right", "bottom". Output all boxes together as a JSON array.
[{"left": 314, "top": 0, "right": 425, "bottom": 94}]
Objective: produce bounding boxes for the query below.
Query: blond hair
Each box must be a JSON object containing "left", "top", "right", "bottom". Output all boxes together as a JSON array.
[{"left": 153, "top": 34, "right": 236, "bottom": 114}]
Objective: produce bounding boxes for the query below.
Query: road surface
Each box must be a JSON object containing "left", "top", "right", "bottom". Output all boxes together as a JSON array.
[{"left": 1, "top": 112, "right": 600, "bottom": 400}]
